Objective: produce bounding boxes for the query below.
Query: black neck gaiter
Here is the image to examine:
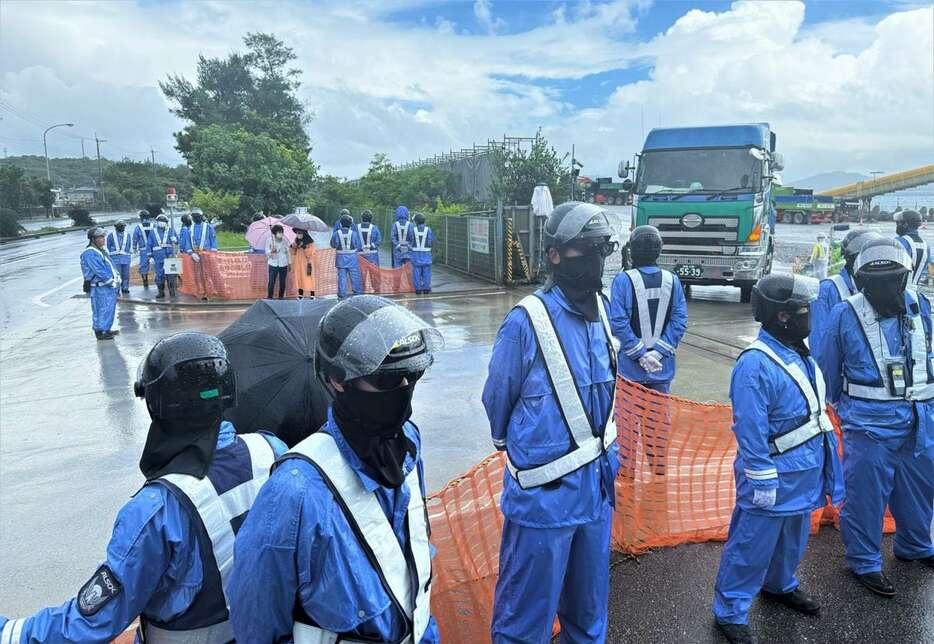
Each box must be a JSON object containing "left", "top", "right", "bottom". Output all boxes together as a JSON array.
[
  {"left": 332, "top": 383, "right": 417, "bottom": 488},
  {"left": 553, "top": 253, "right": 605, "bottom": 322},
  {"left": 139, "top": 417, "right": 222, "bottom": 481},
  {"left": 863, "top": 278, "right": 907, "bottom": 319},
  {"left": 764, "top": 309, "right": 812, "bottom": 358}
]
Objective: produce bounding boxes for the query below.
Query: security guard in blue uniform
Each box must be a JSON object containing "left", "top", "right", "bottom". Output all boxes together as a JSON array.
[
  {"left": 228, "top": 296, "right": 442, "bottom": 643},
  {"left": 358, "top": 209, "right": 382, "bottom": 267},
  {"left": 816, "top": 237, "right": 934, "bottom": 598},
  {"left": 483, "top": 201, "right": 620, "bottom": 644},
  {"left": 895, "top": 209, "right": 930, "bottom": 289},
  {"left": 132, "top": 210, "right": 155, "bottom": 288},
  {"left": 106, "top": 220, "right": 133, "bottom": 296},
  {"left": 809, "top": 229, "right": 880, "bottom": 354},
  {"left": 81, "top": 226, "right": 121, "bottom": 340},
  {"left": 609, "top": 225, "right": 687, "bottom": 392},
  {"left": 147, "top": 214, "right": 179, "bottom": 299},
  {"left": 0, "top": 333, "right": 287, "bottom": 643},
  {"left": 391, "top": 206, "right": 412, "bottom": 268},
  {"left": 713, "top": 273, "right": 844, "bottom": 644},
  {"left": 331, "top": 211, "right": 364, "bottom": 298}
]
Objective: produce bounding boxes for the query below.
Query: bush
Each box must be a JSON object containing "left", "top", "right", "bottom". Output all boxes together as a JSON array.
[
  {"left": 0, "top": 207, "right": 23, "bottom": 237},
  {"left": 68, "top": 208, "right": 93, "bottom": 227}
]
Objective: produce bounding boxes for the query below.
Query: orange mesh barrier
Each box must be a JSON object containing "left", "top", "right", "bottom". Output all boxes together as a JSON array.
[{"left": 131, "top": 251, "right": 414, "bottom": 299}]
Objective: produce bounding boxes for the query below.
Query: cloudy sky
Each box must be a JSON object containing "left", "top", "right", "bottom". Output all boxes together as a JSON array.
[{"left": 1, "top": 0, "right": 931, "bottom": 180}]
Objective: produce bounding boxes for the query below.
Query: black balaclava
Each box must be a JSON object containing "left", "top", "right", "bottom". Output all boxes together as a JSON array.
[
  {"left": 553, "top": 246, "right": 605, "bottom": 322},
  {"left": 332, "top": 382, "right": 417, "bottom": 488},
  {"left": 764, "top": 308, "right": 812, "bottom": 356},
  {"left": 115, "top": 223, "right": 126, "bottom": 233},
  {"left": 139, "top": 415, "right": 222, "bottom": 480},
  {"left": 862, "top": 274, "right": 908, "bottom": 319}
]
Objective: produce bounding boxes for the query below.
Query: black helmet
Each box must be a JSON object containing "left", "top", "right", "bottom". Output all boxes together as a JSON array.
[
  {"left": 752, "top": 273, "right": 820, "bottom": 323},
  {"left": 340, "top": 213, "right": 353, "bottom": 228},
  {"left": 134, "top": 332, "right": 236, "bottom": 420},
  {"left": 115, "top": 220, "right": 126, "bottom": 232},
  {"left": 316, "top": 295, "right": 442, "bottom": 388},
  {"left": 543, "top": 201, "right": 615, "bottom": 254},
  {"left": 340, "top": 208, "right": 351, "bottom": 217},
  {"left": 139, "top": 209, "right": 151, "bottom": 221},
  {"left": 854, "top": 237, "right": 912, "bottom": 280},
  {"left": 841, "top": 229, "right": 872, "bottom": 260},
  {"left": 630, "top": 225, "right": 662, "bottom": 266},
  {"left": 894, "top": 209, "right": 923, "bottom": 229},
  {"left": 362, "top": 209, "right": 373, "bottom": 223},
  {"left": 87, "top": 226, "right": 106, "bottom": 240},
  {"left": 156, "top": 214, "right": 169, "bottom": 225},
  {"left": 413, "top": 212, "right": 426, "bottom": 225},
  {"left": 180, "top": 213, "right": 192, "bottom": 227},
  {"left": 191, "top": 208, "right": 205, "bottom": 223}
]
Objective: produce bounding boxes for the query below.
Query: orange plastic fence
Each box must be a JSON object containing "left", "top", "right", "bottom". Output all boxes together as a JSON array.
[{"left": 132, "top": 251, "right": 414, "bottom": 299}]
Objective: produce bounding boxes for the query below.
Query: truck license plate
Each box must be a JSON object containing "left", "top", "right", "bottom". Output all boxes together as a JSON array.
[{"left": 676, "top": 264, "right": 703, "bottom": 279}]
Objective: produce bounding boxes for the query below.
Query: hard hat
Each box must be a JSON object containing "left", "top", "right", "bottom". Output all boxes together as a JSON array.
[
  {"left": 854, "top": 237, "right": 912, "bottom": 279},
  {"left": 629, "top": 225, "right": 663, "bottom": 265}
]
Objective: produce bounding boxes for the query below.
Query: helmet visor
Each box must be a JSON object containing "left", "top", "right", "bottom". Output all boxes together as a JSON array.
[
  {"left": 334, "top": 305, "right": 444, "bottom": 381},
  {"left": 553, "top": 204, "right": 612, "bottom": 246},
  {"left": 756, "top": 273, "right": 820, "bottom": 308},
  {"left": 855, "top": 244, "right": 912, "bottom": 273}
]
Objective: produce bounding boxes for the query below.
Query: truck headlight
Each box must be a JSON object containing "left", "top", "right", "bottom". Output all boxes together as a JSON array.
[{"left": 737, "top": 245, "right": 763, "bottom": 255}]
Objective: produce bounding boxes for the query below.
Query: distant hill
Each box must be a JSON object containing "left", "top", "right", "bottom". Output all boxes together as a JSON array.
[
  {"left": 0, "top": 155, "right": 115, "bottom": 189},
  {"left": 787, "top": 171, "right": 870, "bottom": 192}
]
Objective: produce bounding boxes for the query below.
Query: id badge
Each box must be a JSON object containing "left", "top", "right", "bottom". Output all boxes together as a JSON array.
[{"left": 886, "top": 359, "right": 906, "bottom": 397}]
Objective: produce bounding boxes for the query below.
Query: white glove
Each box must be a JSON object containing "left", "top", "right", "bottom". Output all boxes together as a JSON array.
[
  {"left": 638, "top": 351, "right": 664, "bottom": 374},
  {"left": 752, "top": 487, "right": 777, "bottom": 510},
  {"left": 191, "top": 252, "right": 201, "bottom": 263}
]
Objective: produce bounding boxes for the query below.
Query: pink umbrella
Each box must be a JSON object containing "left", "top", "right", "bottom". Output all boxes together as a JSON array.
[{"left": 246, "top": 216, "right": 296, "bottom": 250}]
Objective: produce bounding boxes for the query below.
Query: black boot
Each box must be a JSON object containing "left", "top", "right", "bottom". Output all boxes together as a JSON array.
[
  {"left": 95, "top": 330, "right": 115, "bottom": 341},
  {"left": 855, "top": 571, "right": 896, "bottom": 597},
  {"left": 761, "top": 588, "right": 820, "bottom": 615},
  {"left": 895, "top": 553, "right": 934, "bottom": 569},
  {"left": 142, "top": 274, "right": 149, "bottom": 288},
  {"left": 156, "top": 286, "right": 166, "bottom": 299},
  {"left": 717, "top": 622, "right": 755, "bottom": 644}
]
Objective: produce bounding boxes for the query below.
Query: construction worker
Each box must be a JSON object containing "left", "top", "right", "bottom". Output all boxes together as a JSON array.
[
  {"left": 330, "top": 211, "right": 363, "bottom": 298},
  {"left": 147, "top": 214, "right": 178, "bottom": 299},
  {"left": 132, "top": 210, "right": 154, "bottom": 288},
  {"left": 713, "top": 273, "right": 843, "bottom": 644},
  {"left": 895, "top": 209, "right": 930, "bottom": 288},
  {"left": 408, "top": 212, "right": 433, "bottom": 295},
  {"left": 105, "top": 220, "right": 132, "bottom": 296},
  {"left": 809, "top": 229, "right": 881, "bottom": 354},
  {"left": 816, "top": 237, "right": 934, "bottom": 598},
  {"left": 483, "top": 202, "right": 620, "bottom": 643},
  {"left": 228, "top": 296, "right": 442, "bottom": 643},
  {"left": 391, "top": 206, "right": 412, "bottom": 268},
  {"left": 0, "top": 333, "right": 287, "bottom": 642},
  {"left": 81, "top": 227, "right": 121, "bottom": 340},
  {"left": 609, "top": 225, "right": 687, "bottom": 392},
  {"left": 810, "top": 232, "right": 829, "bottom": 279},
  {"left": 358, "top": 209, "right": 382, "bottom": 292}
]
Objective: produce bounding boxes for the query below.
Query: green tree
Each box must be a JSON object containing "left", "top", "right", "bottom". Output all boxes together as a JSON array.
[
  {"left": 103, "top": 187, "right": 129, "bottom": 210},
  {"left": 122, "top": 188, "right": 143, "bottom": 210},
  {"left": 0, "top": 165, "right": 26, "bottom": 209},
  {"left": 191, "top": 187, "right": 241, "bottom": 223},
  {"left": 0, "top": 208, "right": 24, "bottom": 237},
  {"left": 490, "top": 130, "right": 570, "bottom": 205},
  {"left": 30, "top": 178, "right": 54, "bottom": 214}
]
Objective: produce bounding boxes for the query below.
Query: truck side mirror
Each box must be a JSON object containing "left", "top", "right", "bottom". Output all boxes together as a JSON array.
[
  {"left": 771, "top": 153, "right": 785, "bottom": 172},
  {"left": 622, "top": 179, "right": 633, "bottom": 192},
  {"left": 618, "top": 160, "right": 629, "bottom": 179}
]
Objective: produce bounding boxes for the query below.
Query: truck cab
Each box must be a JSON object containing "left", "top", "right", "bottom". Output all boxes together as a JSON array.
[{"left": 623, "top": 123, "right": 780, "bottom": 302}]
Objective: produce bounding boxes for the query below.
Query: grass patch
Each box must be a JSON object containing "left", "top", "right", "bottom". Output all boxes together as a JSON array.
[{"left": 216, "top": 230, "right": 250, "bottom": 251}]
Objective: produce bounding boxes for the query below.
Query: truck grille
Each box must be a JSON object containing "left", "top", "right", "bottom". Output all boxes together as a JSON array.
[{"left": 648, "top": 216, "right": 739, "bottom": 255}]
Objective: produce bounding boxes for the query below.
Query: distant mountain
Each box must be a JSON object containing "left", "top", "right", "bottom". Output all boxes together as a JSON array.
[
  {"left": 787, "top": 171, "right": 870, "bottom": 192},
  {"left": 0, "top": 155, "right": 115, "bottom": 189}
]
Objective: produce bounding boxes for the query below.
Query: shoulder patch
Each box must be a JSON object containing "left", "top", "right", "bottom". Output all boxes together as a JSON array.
[{"left": 77, "top": 565, "right": 123, "bottom": 617}]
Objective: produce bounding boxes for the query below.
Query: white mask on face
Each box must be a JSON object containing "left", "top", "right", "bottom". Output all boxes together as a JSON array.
[
  {"left": 275, "top": 233, "right": 283, "bottom": 241},
  {"left": 158, "top": 222, "right": 168, "bottom": 229}
]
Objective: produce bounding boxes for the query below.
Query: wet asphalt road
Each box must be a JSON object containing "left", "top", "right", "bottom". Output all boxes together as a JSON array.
[{"left": 1, "top": 215, "right": 932, "bottom": 640}]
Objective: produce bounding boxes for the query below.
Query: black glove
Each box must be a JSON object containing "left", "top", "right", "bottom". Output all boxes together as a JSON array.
[{"left": 82, "top": 280, "right": 91, "bottom": 294}]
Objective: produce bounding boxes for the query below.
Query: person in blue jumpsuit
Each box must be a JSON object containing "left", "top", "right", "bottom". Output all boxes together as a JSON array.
[
  {"left": 815, "top": 237, "right": 934, "bottom": 598},
  {"left": 81, "top": 227, "right": 121, "bottom": 340},
  {"left": 0, "top": 333, "right": 287, "bottom": 643},
  {"left": 132, "top": 210, "right": 154, "bottom": 288},
  {"left": 809, "top": 229, "right": 880, "bottom": 354},
  {"left": 408, "top": 212, "right": 433, "bottom": 295},
  {"left": 609, "top": 225, "right": 687, "bottom": 392},
  {"left": 358, "top": 209, "right": 382, "bottom": 292},
  {"left": 330, "top": 211, "right": 364, "bottom": 298},
  {"left": 228, "top": 296, "right": 443, "bottom": 643},
  {"left": 713, "top": 272, "right": 844, "bottom": 644},
  {"left": 895, "top": 209, "right": 930, "bottom": 289},
  {"left": 483, "top": 202, "right": 620, "bottom": 644},
  {"left": 106, "top": 220, "right": 133, "bottom": 296},
  {"left": 147, "top": 214, "right": 178, "bottom": 299},
  {"left": 176, "top": 212, "right": 193, "bottom": 252},
  {"left": 391, "top": 205, "right": 412, "bottom": 268}
]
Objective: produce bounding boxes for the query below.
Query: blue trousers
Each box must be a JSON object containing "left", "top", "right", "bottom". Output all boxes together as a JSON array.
[
  {"left": 337, "top": 264, "right": 363, "bottom": 298},
  {"left": 840, "top": 430, "right": 934, "bottom": 574},
  {"left": 641, "top": 381, "right": 671, "bottom": 394},
  {"left": 392, "top": 252, "right": 410, "bottom": 269},
  {"left": 413, "top": 263, "right": 432, "bottom": 292},
  {"left": 90, "top": 286, "right": 118, "bottom": 332},
  {"left": 114, "top": 263, "right": 130, "bottom": 293},
  {"left": 138, "top": 250, "right": 151, "bottom": 276},
  {"left": 713, "top": 508, "right": 811, "bottom": 624},
  {"left": 492, "top": 507, "right": 611, "bottom": 644}
]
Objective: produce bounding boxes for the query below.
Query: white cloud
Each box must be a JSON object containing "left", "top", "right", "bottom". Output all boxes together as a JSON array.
[{"left": 473, "top": 0, "right": 506, "bottom": 35}]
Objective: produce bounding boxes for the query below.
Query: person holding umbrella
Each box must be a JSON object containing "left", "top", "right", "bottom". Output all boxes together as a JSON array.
[
  {"left": 266, "top": 224, "right": 292, "bottom": 299},
  {"left": 291, "top": 228, "right": 317, "bottom": 299}
]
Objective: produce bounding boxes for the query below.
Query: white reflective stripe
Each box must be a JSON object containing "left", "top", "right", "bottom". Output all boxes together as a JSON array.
[
  {"left": 89, "top": 246, "right": 118, "bottom": 281},
  {"left": 625, "top": 269, "right": 673, "bottom": 349},
  {"left": 108, "top": 232, "right": 132, "bottom": 255},
  {"left": 624, "top": 340, "right": 644, "bottom": 357},
  {"left": 142, "top": 620, "right": 234, "bottom": 643},
  {"left": 292, "top": 623, "right": 376, "bottom": 644},
  {"left": 413, "top": 228, "right": 430, "bottom": 251},
  {"left": 359, "top": 223, "right": 372, "bottom": 248},
  {"left": 900, "top": 235, "right": 927, "bottom": 285},
  {"left": 596, "top": 296, "right": 620, "bottom": 358},
  {"left": 155, "top": 228, "right": 173, "bottom": 250},
  {"left": 492, "top": 437, "right": 506, "bottom": 448},
  {"left": 1, "top": 617, "right": 24, "bottom": 644},
  {"left": 507, "top": 419, "right": 617, "bottom": 489},
  {"left": 744, "top": 468, "right": 778, "bottom": 480},
  {"left": 287, "top": 432, "right": 429, "bottom": 637},
  {"left": 407, "top": 470, "right": 432, "bottom": 642},
  {"left": 194, "top": 224, "right": 208, "bottom": 250},
  {"left": 656, "top": 339, "right": 675, "bottom": 354},
  {"left": 337, "top": 229, "right": 355, "bottom": 252},
  {"left": 240, "top": 432, "right": 276, "bottom": 478},
  {"left": 828, "top": 273, "right": 853, "bottom": 301},
  {"left": 395, "top": 222, "right": 410, "bottom": 242}
]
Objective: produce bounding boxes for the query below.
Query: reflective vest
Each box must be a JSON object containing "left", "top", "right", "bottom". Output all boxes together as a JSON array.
[
  {"left": 285, "top": 432, "right": 432, "bottom": 644},
  {"left": 412, "top": 227, "right": 430, "bottom": 252},
  {"left": 359, "top": 223, "right": 375, "bottom": 250},
  {"left": 900, "top": 234, "right": 929, "bottom": 287},
  {"left": 508, "top": 293, "right": 620, "bottom": 489},
  {"left": 135, "top": 223, "right": 153, "bottom": 251},
  {"left": 394, "top": 222, "right": 411, "bottom": 248},
  {"left": 624, "top": 269, "right": 674, "bottom": 355},
  {"left": 843, "top": 292, "right": 934, "bottom": 402},
  {"left": 744, "top": 339, "right": 835, "bottom": 455},
  {"left": 108, "top": 231, "right": 132, "bottom": 256},
  {"left": 827, "top": 272, "right": 855, "bottom": 302},
  {"left": 154, "top": 227, "right": 174, "bottom": 251},
  {"left": 144, "top": 434, "right": 276, "bottom": 643},
  {"left": 336, "top": 229, "right": 356, "bottom": 254},
  {"left": 193, "top": 223, "right": 209, "bottom": 251},
  {"left": 88, "top": 246, "right": 118, "bottom": 286}
]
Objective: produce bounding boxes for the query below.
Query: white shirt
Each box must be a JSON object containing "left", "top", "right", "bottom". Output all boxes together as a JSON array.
[{"left": 266, "top": 237, "right": 291, "bottom": 267}]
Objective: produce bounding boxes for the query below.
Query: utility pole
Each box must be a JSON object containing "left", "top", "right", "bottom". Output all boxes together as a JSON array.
[
  {"left": 150, "top": 147, "right": 157, "bottom": 182},
  {"left": 869, "top": 170, "right": 883, "bottom": 218},
  {"left": 95, "top": 133, "right": 107, "bottom": 204},
  {"left": 81, "top": 137, "right": 86, "bottom": 158},
  {"left": 43, "top": 122, "right": 74, "bottom": 183}
]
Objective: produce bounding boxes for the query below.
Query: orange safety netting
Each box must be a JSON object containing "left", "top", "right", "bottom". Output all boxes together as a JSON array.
[{"left": 132, "top": 251, "right": 414, "bottom": 299}]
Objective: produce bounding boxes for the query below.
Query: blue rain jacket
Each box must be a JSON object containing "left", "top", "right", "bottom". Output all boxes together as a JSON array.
[
  {"left": 482, "top": 285, "right": 620, "bottom": 528},
  {"left": 330, "top": 227, "right": 363, "bottom": 269},
  {"left": 105, "top": 231, "right": 133, "bottom": 266},
  {"left": 358, "top": 223, "right": 382, "bottom": 263},
  {"left": 228, "top": 412, "right": 440, "bottom": 644},
  {"left": 608, "top": 266, "right": 687, "bottom": 385},
  {"left": 146, "top": 227, "right": 177, "bottom": 260},
  {"left": 809, "top": 267, "right": 856, "bottom": 357},
  {"left": 897, "top": 232, "right": 932, "bottom": 285},
  {"left": 407, "top": 225, "right": 433, "bottom": 266},
  {"left": 729, "top": 330, "right": 844, "bottom": 515},
  {"left": 178, "top": 223, "right": 218, "bottom": 255},
  {"left": 80, "top": 247, "right": 117, "bottom": 287},
  {"left": 132, "top": 222, "right": 152, "bottom": 256},
  {"left": 0, "top": 423, "right": 287, "bottom": 643},
  {"left": 391, "top": 209, "right": 411, "bottom": 267},
  {"left": 816, "top": 292, "right": 934, "bottom": 455}
]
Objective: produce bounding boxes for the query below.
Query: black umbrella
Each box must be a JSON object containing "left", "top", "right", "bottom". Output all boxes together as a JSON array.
[{"left": 219, "top": 298, "right": 336, "bottom": 446}]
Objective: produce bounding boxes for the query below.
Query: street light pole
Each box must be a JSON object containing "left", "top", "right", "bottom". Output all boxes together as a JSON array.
[{"left": 43, "top": 123, "right": 74, "bottom": 183}]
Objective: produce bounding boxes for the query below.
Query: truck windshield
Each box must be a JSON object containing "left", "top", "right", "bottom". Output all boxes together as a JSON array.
[{"left": 635, "top": 148, "right": 763, "bottom": 195}]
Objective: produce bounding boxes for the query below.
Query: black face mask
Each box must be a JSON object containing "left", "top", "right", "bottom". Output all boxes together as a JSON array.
[
  {"left": 553, "top": 252, "right": 605, "bottom": 322},
  {"left": 332, "top": 382, "right": 417, "bottom": 488},
  {"left": 862, "top": 275, "right": 907, "bottom": 318},
  {"left": 116, "top": 225, "right": 126, "bottom": 234},
  {"left": 139, "top": 416, "right": 222, "bottom": 480},
  {"left": 764, "top": 309, "right": 811, "bottom": 354}
]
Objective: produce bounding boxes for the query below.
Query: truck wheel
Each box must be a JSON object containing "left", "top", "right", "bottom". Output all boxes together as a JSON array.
[
  {"left": 740, "top": 284, "right": 753, "bottom": 303},
  {"left": 793, "top": 211, "right": 805, "bottom": 225},
  {"left": 782, "top": 212, "right": 793, "bottom": 224}
]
